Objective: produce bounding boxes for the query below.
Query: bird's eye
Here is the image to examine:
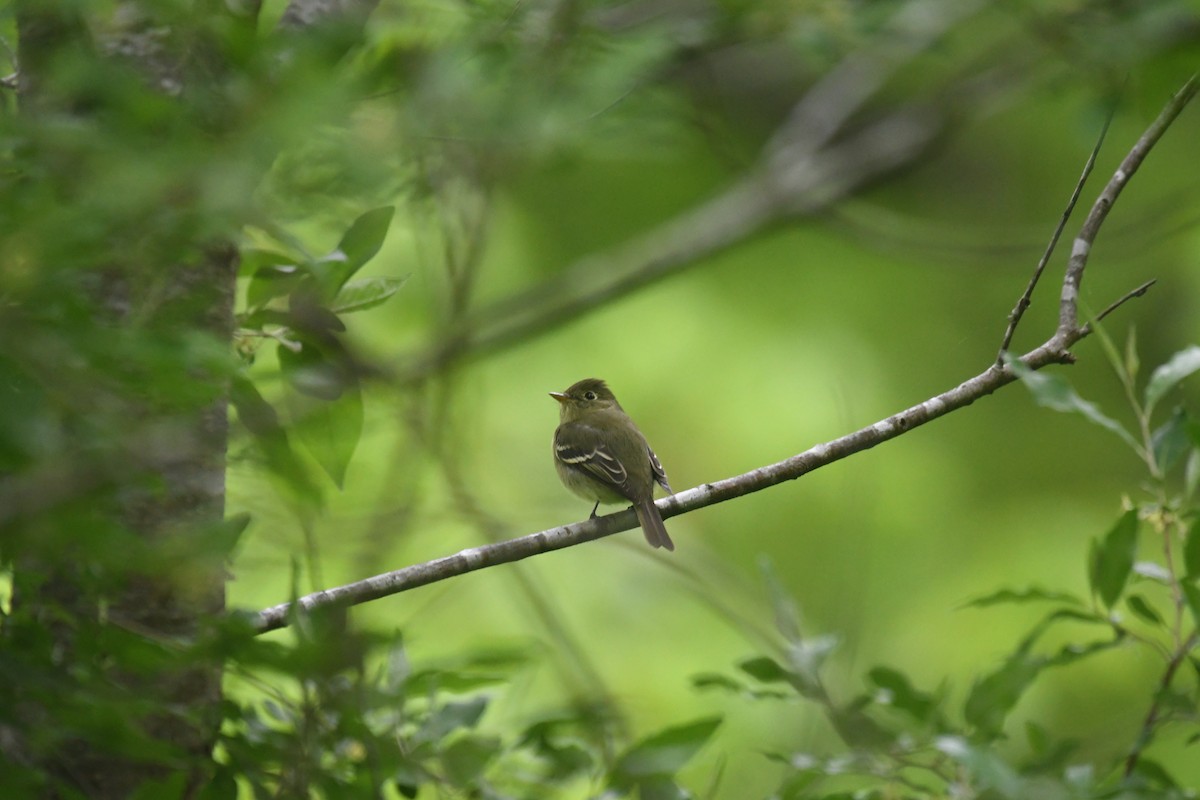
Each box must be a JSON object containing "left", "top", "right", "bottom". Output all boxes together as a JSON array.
[{"left": 584, "top": 391, "right": 597, "bottom": 400}]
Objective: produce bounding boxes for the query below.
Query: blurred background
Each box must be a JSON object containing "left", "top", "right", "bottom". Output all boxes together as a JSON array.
[{"left": 219, "top": 1, "right": 1200, "bottom": 795}]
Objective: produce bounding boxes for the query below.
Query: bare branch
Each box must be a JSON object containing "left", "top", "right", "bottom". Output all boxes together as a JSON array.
[
  {"left": 251, "top": 73, "right": 1198, "bottom": 635},
  {"left": 1057, "top": 74, "right": 1199, "bottom": 337},
  {"left": 1079, "top": 279, "right": 1158, "bottom": 337},
  {"left": 996, "top": 106, "right": 1114, "bottom": 363},
  {"left": 255, "top": 342, "right": 1068, "bottom": 634}
]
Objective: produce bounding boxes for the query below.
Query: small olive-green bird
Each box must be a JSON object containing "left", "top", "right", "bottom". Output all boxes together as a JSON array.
[{"left": 550, "top": 378, "right": 674, "bottom": 551}]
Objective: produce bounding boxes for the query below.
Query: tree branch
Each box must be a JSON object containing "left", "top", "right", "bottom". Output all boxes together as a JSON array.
[
  {"left": 996, "top": 105, "right": 1113, "bottom": 363},
  {"left": 1057, "top": 75, "right": 1199, "bottom": 336},
  {"left": 251, "top": 72, "right": 1197, "bottom": 636}
]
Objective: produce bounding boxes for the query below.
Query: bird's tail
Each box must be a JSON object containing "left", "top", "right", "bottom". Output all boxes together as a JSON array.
[{"left": 634, "top": 499, "right": 674, "bottom": 551}]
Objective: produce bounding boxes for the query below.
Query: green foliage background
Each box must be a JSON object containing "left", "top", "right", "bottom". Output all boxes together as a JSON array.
[
  {"left": 3, "top": 0, "right": 1200, "bottom": 797},
  {"left": 229, "top": 5, "right": 1200, "bottom": 794}
]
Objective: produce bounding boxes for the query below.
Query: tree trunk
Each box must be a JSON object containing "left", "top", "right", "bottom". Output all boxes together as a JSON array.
[{"left": 11, "top": 4, "right": 233, "bottom": 796}]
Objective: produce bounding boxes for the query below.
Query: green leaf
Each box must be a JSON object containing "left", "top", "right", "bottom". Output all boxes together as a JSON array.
[
  {"left": 964, "top": 652, "right": 1042, "bottom": 739},
  {"left": 331, "top": 276, "right": 408, "bottom": 314},
  {"left": 1125, "top": 326, "right": 1140, "bottom": 383},
  {"left": 279, "top": 335, "right": 351, "bottom": 401},
  {"left": 784, "top": 635, "right": 838, "bottom": 682},
  {"left": 1182, "top": 581, "right": 1200, "bottom": 629},
  {"left": 760, "top": 556, "right": 803, "bottom": 644},
  {"left": 440, "top": 734, "right": 500, "bottom": 785},
  {"left": 1145, "top": 345, "right": 1200, "bottom": 415},
  {"left": 315, "top": 206, "right": 395, "bottom": 299},
  {"left": 610, "top": 717, "right": 721, "bottom": 788},
  {"left": 195, "top": 766, "right": 239, "bottom": 800},
  {"left": 738, "top": 656, "right": 788, "bottom": 683},
  {"left": 1133, "top": 758, "right": 1179, "bottom": 789},
  {"left": 1089, "top": 509, "right": 1139, "bottom": 608},
  {"left": 405, "top": 668, "right": 512, "bottom": 695},
  {"left": 1151, "top": 407, "right": 1191, "bottom": 474},
  {"left": 867, "top": 666, "right": 938, "bottom": 724},
  {"left": 935, "top": 736, "right": 1024, "bottom": 798},
  {"left": 961, "top": 587, "right": 1083, "bottom": 609},
  {"left": 239, "top": 247, "right": 298, "bottom": 279},
  {"left": 129, "top": 773, "right": 188, "bottom": 800},
  {"left": 1126, "top": 594, "right": 1165, "bottom": 626},
  {"left": 283, "top": 372, "right": 363, "bottom": 489},
  {"left": 691, "top": 672, "right": 745, "bottom": 693},
  {"left": 246, "top": 263, "right": 306, "bottom": 311},
  {"left": 230, "top": 375, "right": 323, "bottom": 506},
  {"left": 1009, "top": 359, "right": 1139, "bottom": 451},
  {"left": 416, "top": 697, "right": 489, "bottom": 744},
  {"left": 1186, "top": 449, "right": 1200, "bottom": 501},
  {"left": 1184, "top": 518, "right": 1200, "bottom": 579}
]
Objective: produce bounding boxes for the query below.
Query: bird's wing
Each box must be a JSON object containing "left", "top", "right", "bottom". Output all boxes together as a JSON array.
[
  {"left": 554, "top": 423, "right": 631, "bottom": 495},
  {"left": 648, "top": 445, "right": 672, "bottom": 494}
]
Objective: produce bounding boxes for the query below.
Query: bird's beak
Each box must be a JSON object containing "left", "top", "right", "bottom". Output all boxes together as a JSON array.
[{"left": 549, "top": 391, "right": 568, "bottom": 404}]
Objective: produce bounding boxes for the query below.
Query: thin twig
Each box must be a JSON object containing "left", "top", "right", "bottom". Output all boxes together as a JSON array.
[
  {"left": 996, "top": 107, "right": 1114, "bottom": 363},
  {"left": 1123, "top": 630, "right": 1200, "bottom": 778},
  {"left": 1078, "top": 279, "right": 1157, "bottom": 336}
]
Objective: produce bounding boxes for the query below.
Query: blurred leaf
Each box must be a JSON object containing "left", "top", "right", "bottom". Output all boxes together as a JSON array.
[
  {"left": 416, "top": 697, "right": 489, "bottom": 745},
  {"left": 196, "top": 766, "right": 239, "bottom": 800},
  {"left": 935, "top": 736, "right": 1024, "bottom": 798},
  {"left": 279, "top": 337, "right": 351, "bottom": 401},
  {"left": 963, "top": 605, "right": 1110, "bottom": 740},
  {"left": 1182, "top": 581, "right": 1200, "bottom": 629},
  {"left": 964, "top": 653, "right": 1042, "bottom": 739},
  {"left": 610, "top": 716, "right": 721, "bottom": 789},
  {"left": 285, "top": 376, "right": 363, "bottom": 489},
  {"left": 691, "top": 673, "right": 745, "bottom": 692},
  {"left": 1144, "top": 346, "right": 1200, "bottom": 415},
  {"left": 230, "top": 374, "right": 323, "bottom": 506},
  {"left": 1089, "top": 509, "right": 1140, "bottom": 608},
  {"left": 405, "top": 668, "right": 513, "bottom": 695},
  {"left": 962, "top": 587, "right": 1083, "bottom": 609},
  {"left": 247, "top": 262, "right": 305, "bottom": 310},
  {"left": 240, "top": 247, "right": 299, "bottom": 279},
  {"left": 1134, "top": 561, "right": 1172, "bottom": 583},
  {"left": 738, "top": 656, "right": 788, "bottom": 684},
  {"left": 760, "top": 556, "right": 803, "bottom": 644},
  {"left": 829, "top": 704, "right": 891, "bottom": 749},
  {"left": 1133, "top": 758, "right": 1179, "bottom": 789},
  {"left": 692, "top": 671, "right": 788, "bottom": 700},
  {"left": 520, "top": 718, "right": 595, "bottom": 781},
  {"left": 1151, "top": 407, "right": 1191, "bottom": 474},
  {"left": 1186, "top": 449, "right": 1200, "bottom": 501},
  {"left": 332, "top": 276, "right": 408, "bottom": 314},
  {"left": 867, "top": 666, "right": 939, "bottom": 725},
  {"left": 1126, "top": 594, "right": 1164, "bottom": 626},
  {"left": 1009, "top": 359, "right": 1139, "bottom": 451},
  {"left": 1184, "top": 518, "right": 1200, "bottom": 579},
  {"left": 313, "top": 206, "right": 395, "bottom": 300},
  {"left": 440, "top": 734, "right": 500, "bottom": 785},
  {"left": 212, "top": 513, "right": 252, "bottom": 563},
  {"left": 782, "top": 635, "right": 838, "bottom": 699},
  {"left": 1125, "top": 327, "right": 1140, "bottom": 383},
  {"left": 129, "top": 773, "right": 188, "bottom": 800}
]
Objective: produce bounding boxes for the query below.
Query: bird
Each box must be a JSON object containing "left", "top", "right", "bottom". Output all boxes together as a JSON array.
[{"left": 550, "top": 378, "right": 674, "bottom": 551}]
